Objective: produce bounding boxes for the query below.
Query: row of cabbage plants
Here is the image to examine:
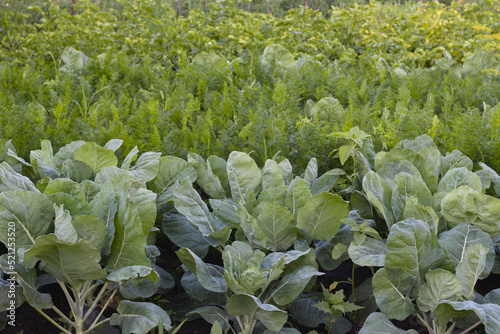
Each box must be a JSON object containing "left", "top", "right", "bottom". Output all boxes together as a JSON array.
[{"left": 0, "top": 132, "right": 499, "bottom": 333}]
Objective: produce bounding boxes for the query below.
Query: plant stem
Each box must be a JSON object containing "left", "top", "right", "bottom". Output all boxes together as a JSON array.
[
  {"left": 86, "top": 285, "right": 118, "bottom": 333},
  {"left": 459, "top": 320, "right": 482, "bottom": 334},
  {"left": 351, "top": 263, "right": 358, "bottom": 323},
  {"left": 444, "top": 322, "right": 456, "bottom": 334},
  {"left": 32, "top": 306, "right": 72, "bottom": 334},
  {"left": 51, "top": 304, "right": 77, "bottom": 328},
  {"left": 416, "top": 313, "right": 435, "bottom": 334},
  {"left": 235, "top": 316, "right": 245, "bottom": 334},
  {"left": 82, "top": 282, "right": 109, "bottom": 323},
  {"left": 71, "top": 283, "right": 84, "bottom": 334},
  {"left": 58, "top": 281, "right": 77, "bottom": 316}
]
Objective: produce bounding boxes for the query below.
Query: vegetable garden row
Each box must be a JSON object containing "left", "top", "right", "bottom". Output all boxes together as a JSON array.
[
  {"left": 1, "top": 132, "right": 500, "bottom": 333},
  {"left": 1, "top": 0, "right": 500, "bottom": 333}
]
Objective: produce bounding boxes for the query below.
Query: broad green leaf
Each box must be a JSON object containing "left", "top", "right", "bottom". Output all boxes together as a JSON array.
[
  {"left": 456, "top": 243, "right": 490, "bottom": 299},
  {"left": 53, "top": 141, "right": 86, "bottom": 169},
  {"left": 174, "top": 179, "right": 225, "bottom": 237},
  {"left": 239, "top": 205, "right": 268, "bottom": 250},
  {"left": 107, "top": 200, "right": 152, "bottom": 276},
  {"left": 440, "top": 150, "right": 473, "bottom": 177},
  {"left": 94, "top": 167, "right": 134, "bottom": 187},
  {"left": 475, "top": 162, "right": 500, "bottom": 194},
  {"left": 391, "top": 173, "right": 431, "bottom": 222},
  {"left": 128, "top": 187, "right": 157, "bottom": 236},
  {"left": 72, "top": 215, "right": 107, "bottom": 251},
  {"left": 129, "top": 152, "right": 161, "bottom": 182},
  {"left": 223, "top": 241, "right": 255, "bottom": 266},
  {"left": 315, "top": 225, "right": 353, "bottom": 270},
  {"left": 88, "top": 191, "right": 117, "bottom": 256},
  {"left": 416, "top": 269, "right": 462, "bottom": 312},
  {"left": 53, "top": 204, "right": 77, "bottom": 243},
  {"left": 441, "top": 186, "right": 500, "bottom": 237},
  {"left": 24, "top": 234, "right": 106, "bottom": 284},
  {"left": 104, "top": 139, "right": 123, "bottom": 152},
  {"left": 209, "top": 226, "right": 232, "bottom": 246},
  {"left": 121, "top": 146, "right": 139, "bottom": 170},
  {"left": 359, "top": 312, "right": 419, "bottom": 334},
  {"left": 362, "top": 171, "right": 394, "bottom": 228},
  {"left": 30, "top": 140, "right": 59, "bottom": 179},
  {"left": 437, "top": 167, "right": 482, "bottom": 194},
  {"left": 210, "top": 199, "right": 239, "bottom": 228},
  {"left": 118, "top": 276, "right": 161, "bottom": 302},
  {"left": 80, "top": 180, "right": 100, "bottom": 203},
  {"left": 372, "top": 268, "right": 415, "bottom": 320},
  {"left": 402, "top": 197, "right": 439, "bottom": 233},
  {"left": 338, "top": 145, "right": 354, "bottom": 165},
  {"left": 149, "top": 156, "right": 197, "bottom": 196},
  {"left": 269, "top": 266, "right": 323, "bottom": 305},
  {"left": 226, "top": 293, "right": 288, "bottom": 332},
  {"left": 277, "top": 159, "right": 293, "bottom": 184},
  {"left": 484, "top": 288, "right": 500, "bottom": 305},
  {"left": 385, "top": 219, "right": 445, "bottom": 279},
  {"left": 303, "top": 158, "right": 318, "bottom": 188},
  {"left": 348, "top": 238, "right": 386, "bottom": 267},
  {"left": 188, "top": 306, "right": 230, "bottom": 334},
  {"left": 211, "top": 321, "right": 223, "bottom": 334},
  {"left": 297, "top": 192, "right": 349, "bottom": 240},
  {"left": 262, "top": 160, "right": 285, "bottom": 191},
  {"left": 207, "top": 156, "right": 231, "bottom": 197},
  {"left": 176, "top": 248, "right": 227, "bottom": 293},
  {"left": 188, "top": 153, "right": 226, "bottom": 199},
  {"left": 180, "top": 270, "right": 226, "bottom": 305},
  {"left": 311, "top": 169, "right": 345, "bottom": 195},
  {"left": 438, "top": 223, "right": 495, "bottom": 277},
  {"left": 0, "top": 256, "right": 52, "bottom": 309},
  {"left": 260, "top": 44, "right": 297, "bottom": 76},
  {"left": 0, "top": 280, "right": 25, "bottom": 311},
  {"left": 44, "top": 178, "right": 86, "bottom": 203},
  {"left": 285, "top": 177, "right": 312, "bottom": 217},
  {"left": 351, "top": 190, "right": 374, "bottom": 219},
  {"left": 377, "top": 160, "right": 424, "bottom": 190},
  {"left": 107, "top": 265, "right": 154, "bottom": 283},
  {"left": 255, "top": 202, "right": 296, "bottom": 251},
  {"left": 395, "top": 135, "right": 441, "bottom": 181},
  {"left": 227, "top": 151, "right": 262, "bottom": 202},
  {"left": 0, "top": 191, "right": 54, "bottom": 266},
  {"left": 0, "top": 162, "right": 38, "bottom": 193},
  {"left": 162, "top": 213, "right": 215, "bottom": 258},
  {"left": 375, "top": 148, "right": 437, "bottom": 192},
  {"left": 60, "top": 159, "right": 94, "bottom": 182},
  {"left": 258, "top": 187, "right": 286, "bottom": 208},
  {"left": 110, "top": 301, "right": 172, "bottom": 334},
  {"left": 434, "top": 300, "right": 500, "bottom": 333},
  {"left": 74, "top": 142, "right": 118, "bottom": 173},
  {"left": 289, "top": 294, "right": 330, "bottom": 328},
  {"left": 60, "top": 47, "right": 89, "bottom": 73}
]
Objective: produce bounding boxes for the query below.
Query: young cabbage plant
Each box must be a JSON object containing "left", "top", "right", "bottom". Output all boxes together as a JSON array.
[
  {"left": 357, "top": 218, "right": 499, "bottom": 334},
  {"left": 162, "top": 151, "right": 350, "bottom": 260},
  {"left": 0, "top": 140, "right": 173, "bottom": 334},
  {"left": 176, "top": 241, "right": 323, "bottom": 334}
]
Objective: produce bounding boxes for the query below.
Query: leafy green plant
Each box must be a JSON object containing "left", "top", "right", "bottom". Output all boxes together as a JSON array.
[
  {"left": 0, "top": 139, "right": 173, "bottom": 334},
  {"left": 313, "top": 284, "right": 363, "bottom": 334},
  {"left": 347, "top": 134, "right": 500, "bottom": 333}
]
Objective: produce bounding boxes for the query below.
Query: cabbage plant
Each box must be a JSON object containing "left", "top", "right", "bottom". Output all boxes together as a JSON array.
[{"left": 0, "top": 139, "right": 172, "bottom": 334}]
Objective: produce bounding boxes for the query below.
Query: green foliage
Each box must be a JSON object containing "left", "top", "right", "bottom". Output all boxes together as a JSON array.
[{"left": 1, "top": 1, "right": 500, "bottom": 173}]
